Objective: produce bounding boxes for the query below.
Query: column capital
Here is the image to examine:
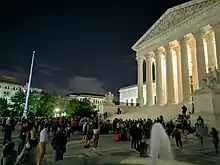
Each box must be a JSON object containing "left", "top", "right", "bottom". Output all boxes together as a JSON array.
[
  {"left": 204, "top": 31, "right": 214, "bottom": 42},
  {"left": 163, "top": 43, "right": 173, "bottom": 51},
  {"left": 136, "top": 54, "right": 145, "bottom": 64},
  {"left": 188, "top": 39, "right": 196, "bottom": 48},
  {"left": 153, "top": 47, "right": 162, "bottom": 56},
  {"left": 177, "top": 36, "right": 188, "bottom": 46},
  {"left": 145, "top": 52, "right": 155, "bottom": 62}
]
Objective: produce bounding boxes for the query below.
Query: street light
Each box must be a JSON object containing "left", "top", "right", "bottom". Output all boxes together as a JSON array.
[{"left": 55, "top": 108, "right": 60, "bottom": 113}]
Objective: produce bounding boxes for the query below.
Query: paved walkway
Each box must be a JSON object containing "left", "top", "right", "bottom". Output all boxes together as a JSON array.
[{"left": 50, "top": 135, "right": 220, "bottom": 165}]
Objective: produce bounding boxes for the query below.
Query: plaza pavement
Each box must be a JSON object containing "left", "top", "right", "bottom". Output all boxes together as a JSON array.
[
  {"left": 0, "top": 132, "right": 219, "bottom": 165},
  {"left": 49, "top": 134, "right": 220, "bottom": 165}
]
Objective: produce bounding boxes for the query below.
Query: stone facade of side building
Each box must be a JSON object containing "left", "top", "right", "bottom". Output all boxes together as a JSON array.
[
  {"left": 0, "top": 76, "right": 42, "bottom": 102},
  {"left": 119, "top": 82, "right": 156, "bottom": 106}
]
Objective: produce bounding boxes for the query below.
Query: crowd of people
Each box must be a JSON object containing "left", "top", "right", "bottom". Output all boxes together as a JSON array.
[
  {"left": 111, "top": 105, "right": 219, "bottom": 155},
  {"left": 0, "top": 113, "right": 101, "bottom": 165},
  {"left": 0, "top": 104, "right": 219, "bottom": 165}
]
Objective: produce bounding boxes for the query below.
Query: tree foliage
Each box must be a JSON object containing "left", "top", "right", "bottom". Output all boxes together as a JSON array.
[
  {"left": 35, "top": 92, "right": 56, "bottom": 117},
  {"left": 10, "top": 89, "right": 26, "bottom": 116},
  {"left": 66, "top": 99, "right": 95, "bottom": 117},
  {"left": 0, "top": 98, "right": 10, "bottom": 117},
  {"left": 0, "top": 90, "right": 96, "bottom": 117}
]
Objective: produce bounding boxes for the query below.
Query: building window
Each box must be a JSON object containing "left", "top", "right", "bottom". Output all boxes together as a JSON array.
[
  {"left": 131, "top": 99, "right": 133, "bottom": 106},
  {"left": 126, "top": 100, "right": 128, "bottom": 106},
  {"left": 13, "top": 87, "right": 16, "bottom": 90},
  {"left": 190, "top": 76, "right": 194, "bottom": 94},
  {"left": 136, "top": 98, "right": 139, "bottom": 106},
  {"left": 5, "top": 86, "right": 7, "bottom": 89}
]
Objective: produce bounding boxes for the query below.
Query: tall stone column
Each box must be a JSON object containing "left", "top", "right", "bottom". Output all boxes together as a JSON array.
[
  {"left": 155, "top": 49, "right": 163, "bottom": 105},
  {"left": 205, "top": 31, "right": 216, "bottom": 69},
  {"left": 164, "top": 44, "right": 175, "bottom": 104},
  {"left": 189, "top": 40, "right": 199, "bottom": 91},
  {"left": 174, "top": 46, "right": 183, "bottom": 103},
  {"left": 213, "top": 24, "right": 220, "bottom": 69},
  {"left": 136, "top": 54, "right": 144, "bottom": 107},
  {"left": 146, "top": 54, "right": 153, "bottom": 106},
  {"left": 179, "top": 37, "right": 190, "bottom": 102},
  {"left": 194, "top": 31, "right": 206, "bottom": 89}
]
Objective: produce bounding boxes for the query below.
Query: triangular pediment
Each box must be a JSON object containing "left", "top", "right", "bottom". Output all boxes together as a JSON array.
[{"left": 132, "top": 0, "right": 219, "bottom": 50}]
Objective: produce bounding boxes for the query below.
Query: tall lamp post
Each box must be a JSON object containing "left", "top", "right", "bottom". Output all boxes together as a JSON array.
[{"left": 23, "top": 51, "right": 35, "bottom": 117}]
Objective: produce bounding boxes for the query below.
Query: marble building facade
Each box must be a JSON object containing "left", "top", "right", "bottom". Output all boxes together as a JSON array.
[
  {"left": 132, "top": 0, "right": 220, "bottom": 107},
  {"left": 119, "top": 82, "right": 156, "bottom": 106}
]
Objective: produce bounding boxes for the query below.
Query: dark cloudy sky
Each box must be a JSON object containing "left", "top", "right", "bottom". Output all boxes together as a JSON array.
[{"left": 0, "top": 0, "right": 190, "bottom": 97}]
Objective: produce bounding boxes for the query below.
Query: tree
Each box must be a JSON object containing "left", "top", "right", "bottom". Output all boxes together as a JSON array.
[
  {"left": 0, "top": 98, "right": 10, "bottom": 117},
  {"left": 36, "top": 92, "right": 56, "bottom": 117},
  {"left": 66, "top": 99, "right": 78, "bottom": 116},
  {"left": 54, "top": 96, "right": 69, "bottom": 114},
  {"left": 10, "top": 89, "right": 26, "bottom": 116},
  {"left": 28, "top": 91, "right": 42, "bottom": 113},
  {"left": 66, "top": 99, "right": 96, "bottom": 117}
]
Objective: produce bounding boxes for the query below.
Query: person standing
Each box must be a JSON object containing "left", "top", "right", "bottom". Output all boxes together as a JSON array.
[
  {"left": 195, "top": 123, "right": 205, "bottom": 149},
  {"left": 211, "top": 127, "right": 219, "bottom": 154},
  {"left": 1, "top": 142, "right": 17, "bottom": 165},
  {"left": 3, "top": 120, "right": 13, "bottom": 144},
  {"left": 92, "top": 119, "right": 99, "bottom": 150},
  {"left": 18, "top": 120, "right": 28, "bottom": 155},
  {"left": 16, "top": 127, "right": 38, "bottom": 165},
  {"left": 51, "top": 127, "right": 67, "bottom": 161},
  {"left": 130, "top": 123, "right": 138, "bottom": 150},
  {"left": 36, "top": 123, "right": 48, "bottom": 165},
  {"left": 172, "top": 127, "right": 183, "bottom": 148}
]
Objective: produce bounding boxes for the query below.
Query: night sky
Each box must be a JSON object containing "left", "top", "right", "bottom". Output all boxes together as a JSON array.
[{"left": 0, "top": 0, "right": 190, "bottom": 98}]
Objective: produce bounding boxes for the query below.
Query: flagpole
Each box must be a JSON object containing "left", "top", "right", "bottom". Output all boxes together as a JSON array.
[{"left": 23, "top": 51, "right": 35, "bottom": 117}]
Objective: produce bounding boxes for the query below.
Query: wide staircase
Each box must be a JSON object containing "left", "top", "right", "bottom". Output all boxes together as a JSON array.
[{"left": 108, "top": 103, "right": 192, "bottom": 122}]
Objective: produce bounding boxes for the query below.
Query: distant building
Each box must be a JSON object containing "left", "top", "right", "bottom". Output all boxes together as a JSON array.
[
  {"left": 118, "top": 82, "right": 156, "bottom": 106},
  {"left": 0, "top": 76, "right": 42, "bottom": 102},
  {"left": 67, "top": 93, "right": 105, "bottom": 113}
]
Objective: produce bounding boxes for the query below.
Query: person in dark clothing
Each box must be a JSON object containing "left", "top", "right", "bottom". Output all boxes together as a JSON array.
[
  {"left": 166, "top": 120, "right": 174, "bottom": 138},
  {"left": 136, "top": 124, "right": 143, "bottom": 148},
  {"left": 172, "top": 127, "right": 183, "bottom": 148},
  {"left": 129, "top": 123, "right": 138, "bottom": 150},
  {"left": 211, "top": 127, "right": 219, "bottom": 153},
  {"left": 182, "top": 105, "right": 187, "bottom": 117},
  {"left": 3, "top": 121, "right": 13, "bottom": 144},
  {"left": 1, "top": 142, "right": 17, "bottom": 165},
  {"left": 18, "top": 121, "right": 28, "bottom": 155},
  {"left": 51, "top": 127, "right": 67, "bottom": 161}
]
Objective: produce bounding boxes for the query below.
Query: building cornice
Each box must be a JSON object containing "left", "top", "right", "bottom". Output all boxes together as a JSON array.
[{"left": 132, "top": 0, "right": 219, "bottom": 52}]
